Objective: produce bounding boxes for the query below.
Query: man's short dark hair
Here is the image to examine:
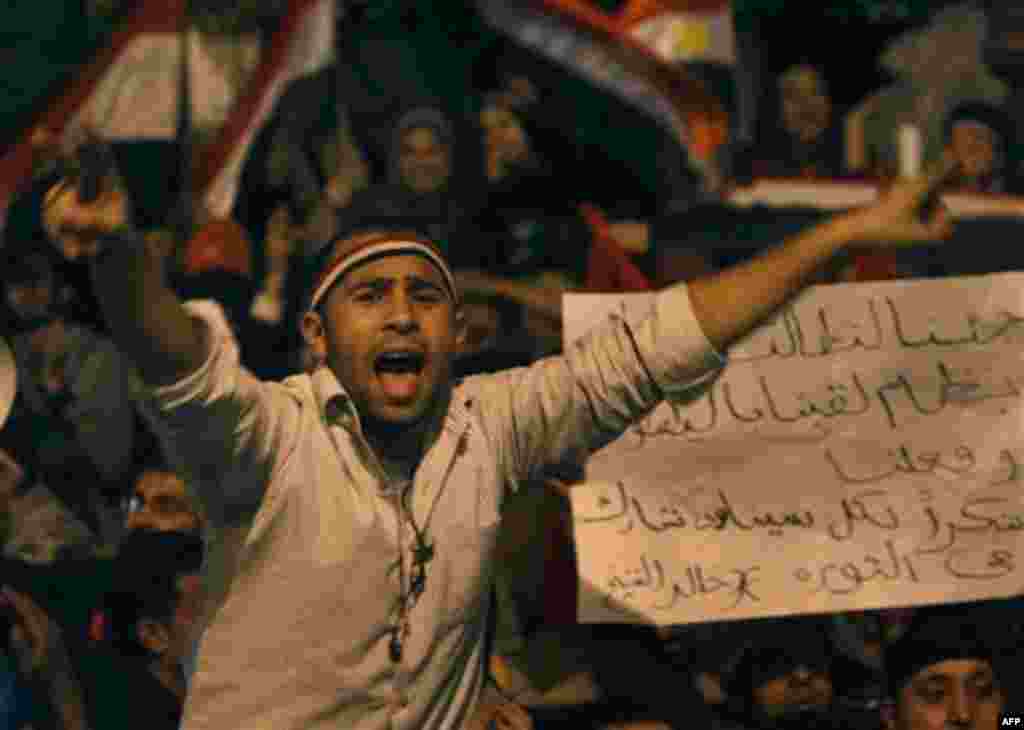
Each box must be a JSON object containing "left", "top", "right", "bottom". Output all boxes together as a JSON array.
[
  {"left": 104, "top": 529, "right": 204, "bottom": 659},
  {"left": 886, "top": 602, "right": 999, "bottom": 700}
]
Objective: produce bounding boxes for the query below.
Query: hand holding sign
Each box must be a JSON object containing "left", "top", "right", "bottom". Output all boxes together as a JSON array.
[{"left": 846, "top": 157, "right": 958, "bottom": 248}]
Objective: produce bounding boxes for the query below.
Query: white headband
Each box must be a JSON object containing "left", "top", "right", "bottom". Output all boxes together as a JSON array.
[{"left": 308, "top": 239, "right": 457, "bottom": 312}]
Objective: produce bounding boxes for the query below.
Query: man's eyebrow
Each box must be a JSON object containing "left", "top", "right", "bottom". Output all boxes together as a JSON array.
[
  {"left": 345, "top": 277, "right": 391, "bottom": 292},
  {"left": 347, "top": 275, "right": 445, "bottom": 291},
  {"left": 917, "top": 669, "right": 993, "bottom": 685},
  {"left": 407, "top": 276, "right": 444, "bottom": 290}
]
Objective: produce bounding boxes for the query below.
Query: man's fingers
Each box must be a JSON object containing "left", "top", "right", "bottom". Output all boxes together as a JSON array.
[
  {"left": 916, "top": 154, "right": 960, "bottom": 197},
  {"left": 886, "top": 155, "right": 959, "bottom": 208},
  {"left": 3, "top": 587, "right": 49, "bottom": 640},
  {"left": 494, "top": 702, "right": 533, "bottom": 730},
  {"left": 2, "top": 588, "right": 46, "bottom": 669}
]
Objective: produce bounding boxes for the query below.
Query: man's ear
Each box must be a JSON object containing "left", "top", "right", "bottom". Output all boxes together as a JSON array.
[
  {"left": 300, "top": 310, "right": 327, "bottom": 365},
  {"left": 137, "top": 618, "right": 171, "bottom": 655}
]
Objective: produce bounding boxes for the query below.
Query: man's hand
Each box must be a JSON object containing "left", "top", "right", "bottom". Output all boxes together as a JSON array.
[
  {"left": 41, "top": 179, "right": 129, "bottom": 260},
  {"left": 2, "top": 586, "right": 72, "bottom": 682},
  {"left": 845, "top": 160, "right": 957, "bottom": 248},
  {"left": 0, "top": 449, "right": 24, "bottom": 500},
  {"left": 687, "top": 159, "right": 957, "bottom": 353},
  {"left": 466, "top": 684, "right": 534, "bottom": 730}
]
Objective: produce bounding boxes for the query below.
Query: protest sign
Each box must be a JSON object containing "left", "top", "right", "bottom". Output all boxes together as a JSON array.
[{"left": 563, "top": 274, "right": 1024, "bottom": 625}]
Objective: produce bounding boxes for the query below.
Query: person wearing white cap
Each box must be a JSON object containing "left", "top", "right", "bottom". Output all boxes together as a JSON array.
[{"left": 40, "top": 159, "right": 952, "bottom": 729}]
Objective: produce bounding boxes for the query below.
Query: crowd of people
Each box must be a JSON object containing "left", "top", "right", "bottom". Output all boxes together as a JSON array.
[{"left": 1, "top": 3, "right": 1023, "bottom": 729}]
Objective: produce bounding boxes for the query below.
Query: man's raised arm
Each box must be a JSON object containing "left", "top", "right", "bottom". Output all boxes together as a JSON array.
[
  {"left": 41, "top": 178, "right": 294, "bottom": 524},
  {"left": 688, "top": 168, "right": 953, "bottom": 352},
  {"left": 473, "top": 168, "right": 954, "bottom": 489},
  {"left": 42, "top": 180, "right": 205, "bottom": 386}
]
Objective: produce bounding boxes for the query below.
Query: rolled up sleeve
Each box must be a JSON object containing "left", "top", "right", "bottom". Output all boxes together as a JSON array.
[{"left": 473, "top": 282, "right": 726, "bottom": 491}]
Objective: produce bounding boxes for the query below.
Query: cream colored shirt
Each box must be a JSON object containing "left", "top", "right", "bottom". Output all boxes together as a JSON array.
[{"left": 136, "top": 286, "right": 724, "bottom": 729}]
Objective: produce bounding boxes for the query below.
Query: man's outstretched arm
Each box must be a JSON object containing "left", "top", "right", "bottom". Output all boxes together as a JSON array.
[
  {"left": 42, "top": 179, "right": 204, "bottom": 386},
  {"left": 474, "top": 168, "right": 954, "bottom": 488},
  {"left": 688, "top": 169, "right": 952, "bottom": 352}
]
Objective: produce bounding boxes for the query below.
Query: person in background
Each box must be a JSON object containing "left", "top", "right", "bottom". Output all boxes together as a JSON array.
[
  {"left": 471, "top": 89, "right": 592, "bottom": 362},
  {"left": 7, "top": 169, "right": 107, "bottom": 334},
  {"left": 2, "top": 249, "right": 60, "bottom": 335},
  {"left": 0, "top": 530, "right": 207, "bottom": 730},
  {"left": 1, "top": 455, "right": 208, "bottom": 730},
  {"left": 255, "top": 62, "right": 371, "bottom": 254},
  {"left": 883, "top": 604, "right": 1010, "bottom": 730},
  {"left": 718, "top": 616, "right": 840, "bottom": 730},
  {"left": 100, "top": 529, "right": 206, "bottom": 729},
  {"left": 751, "top": 64, "right": 845, "bottom": 180},
  {"left": 342, "top": 104, "right": 485, "bottom": 264},
  {"left": 122, "top": 460, "right": 204, "bottom": 536},
  {"left": 1, "top": 248, "right": 135, "bottom": 545},
  {"left": 941, "top": 101, "right": 1020, "bottom": 195}
]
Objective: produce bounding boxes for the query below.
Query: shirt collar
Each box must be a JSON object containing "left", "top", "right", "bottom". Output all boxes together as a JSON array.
[{"left": 310, "top": 366, "right": 354, "bottom": 427}]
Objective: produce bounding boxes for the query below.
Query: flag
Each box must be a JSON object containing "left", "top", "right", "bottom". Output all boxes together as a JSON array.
[
  {"left": 197, "top": 0, "right": 335, "bottom": 219},
  {"left": 478, "top": 1, "right": 718, "bottom": 142},
  {"left": 0, "top": 0, "right": 335, "bottom": 222},
  {"left": 476, "top": 0, "right": 734, "bottom": 196},
  {"left": 618, "top": 0, "right": 736, "bottom": 66}
]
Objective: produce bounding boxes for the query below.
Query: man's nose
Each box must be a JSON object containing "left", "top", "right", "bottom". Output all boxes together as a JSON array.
[
  {"left": 789, "top": 666, "right": 813, "bottom": 686},
  {"left": 947, "top": 685, "right": 972, "bottom": 727},
  {"left": 384, "top": 292, "right": 417, "bottom": 331},
  {"left": 125, "top": 510, "right": 152, "bottom": 531}
]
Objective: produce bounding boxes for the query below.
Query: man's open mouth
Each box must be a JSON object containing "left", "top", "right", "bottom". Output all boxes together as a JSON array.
[
  {"left": 374, "top": 351, "right": 425, "bottom": 375},
  {"left": 374, "top": 351, "right": 426, "bottom": 402}
]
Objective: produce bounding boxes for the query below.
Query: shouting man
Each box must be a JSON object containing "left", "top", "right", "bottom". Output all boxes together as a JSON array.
[{"left": 42, "top": 158, "right": 951, "bottom": 729}]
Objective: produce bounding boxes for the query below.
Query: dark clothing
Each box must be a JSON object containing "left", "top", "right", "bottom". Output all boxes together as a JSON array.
[
  {"left": 0, "top": 656, "right": 37, "bottom": 730},
  {"left": 750, "top": 124, "right": 845, "bottom": 180},
  {"left": 474, "top": 161, "right": 591, "bottom": 282},
  {"left": 123, "top": 661, "right": 182, "bottom": 729},
  {"left": 80, "top": 653, "right": 182, "bottom": 730},
  {"left": 585, "top": 624, "right": 721, "bottom": 730}
]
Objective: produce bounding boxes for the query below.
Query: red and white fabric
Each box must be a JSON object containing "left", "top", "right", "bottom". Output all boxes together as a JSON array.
[{"left": 0, "top": 0, "right": 335, "bottom": 221}]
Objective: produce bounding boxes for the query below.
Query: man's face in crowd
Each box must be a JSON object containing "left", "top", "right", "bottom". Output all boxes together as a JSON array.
[
  {"left": 42, "top": 182, "right": 102, "bottom": 261},
  {"left": 481, "top": 105, "right": 530, "bottom": 181},
  {"left": 398, "top": 127, "right": 451, "bottom": 195},
  {"left": 5, "top": 274, "right": 53, "bottom": 324},
  {"left": 949, "top": 122, "right": 998, "bottom": 181},
  {"left": 754, "top": 664, "right": 834, "bottom": 719},
  {"left": 304, "top": 253, "right": 465, "bottom": 431},
  {"left": 125, "top": 470, "right": 203, "bottom": 534},
  {"left": 780, "top": 70, "right": 830, "bottom": 145},
  {"left": 889, "top": 659, "right": 1003, "bottom": 730}
]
